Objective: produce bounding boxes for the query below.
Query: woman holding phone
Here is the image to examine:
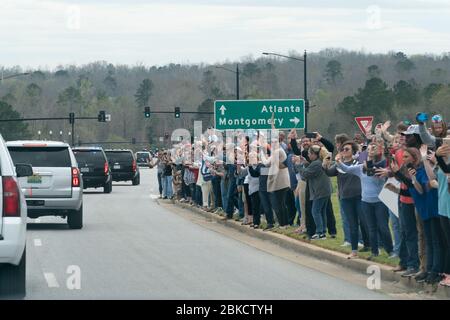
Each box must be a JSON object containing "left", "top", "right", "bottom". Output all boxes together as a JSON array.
[
  {"left": 325, "top": 141, "right": 369, "bottom": 258},
  {"left": 336, "top": 142, "right": 393, "bottom": 259},
  {"left": 390, "top": 147, "right": 444, "bottom": 284}
]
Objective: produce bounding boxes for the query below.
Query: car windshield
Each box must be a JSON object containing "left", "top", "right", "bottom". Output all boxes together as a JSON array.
[
  {"left": 136, "top": 153, "right": 150, "bottom": 160},
  {"left": 8, "top": 146, "right": 71, "bottom": 167},
  {"left": 73, "top": 150, "right": 105, "bottom": 165},
  {"left": 106, "top": 151, "right": 133, "bottom": 163}
]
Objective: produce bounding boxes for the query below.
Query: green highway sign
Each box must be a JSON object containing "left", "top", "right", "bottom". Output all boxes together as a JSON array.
[{"left": 214, "top": 99, "right": 305, "bottom": 130}]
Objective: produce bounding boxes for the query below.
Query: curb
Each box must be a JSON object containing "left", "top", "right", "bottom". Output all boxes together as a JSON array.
[{"left": 159, "top": 199, "right": 450, "bottom": 299}]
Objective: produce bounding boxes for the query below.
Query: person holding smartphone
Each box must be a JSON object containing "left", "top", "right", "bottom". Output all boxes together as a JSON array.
[
  {"left": 390, "top": 147, "right": 444, "bottom": 284},
  {"left": 324, "top": 141, "right": 369, "bottom": 258},
  {"left": 434, "top": 140, "right": 450, "bottom": 286},
  {"left": 336, "top": 142, "right": 393, "bottom": 259},
  {"left": 295, "top": 145, "right": 332, "bottom": 240}
]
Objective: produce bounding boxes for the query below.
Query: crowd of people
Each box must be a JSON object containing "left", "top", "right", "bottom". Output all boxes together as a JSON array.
[{"left": 149, "top": 113, "right": 450, "bottom": 287}]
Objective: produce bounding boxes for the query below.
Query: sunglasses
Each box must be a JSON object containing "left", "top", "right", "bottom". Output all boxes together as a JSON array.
[
  {"left": 432, "top": 114, "right": 443, "bottom": 123},
  {"left": 342, "top": 147, "right": 352, "bottom": 152},
  {"left": 402, "top": 120, "right": 411, "bottom": 126}
]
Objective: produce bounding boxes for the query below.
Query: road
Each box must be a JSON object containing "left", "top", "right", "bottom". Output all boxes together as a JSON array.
[{"left": 22, "top": 168, "right": 406, "bottom": 300}]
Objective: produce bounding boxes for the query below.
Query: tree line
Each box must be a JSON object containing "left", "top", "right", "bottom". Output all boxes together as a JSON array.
[{"left": 0, "top": 49, "right": 449, "bottom": 146}]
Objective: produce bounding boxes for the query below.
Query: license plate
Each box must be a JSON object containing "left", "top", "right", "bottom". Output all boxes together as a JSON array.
[
  {"left": 114, "top": 165, "right": 121, "bottom": 169},
  {"left": 27, "top": 200, "right": 45, "bottom": 206},
  {"left": 27, "top": 175, "right": 42, "bottom": 184},
  {"left": 80, "top": 167, "right": 90, "bottom": 173}
]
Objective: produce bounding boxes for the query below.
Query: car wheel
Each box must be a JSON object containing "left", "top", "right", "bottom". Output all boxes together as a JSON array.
[
  {"left": 68, "top": 206, "right": 83, "bottom": 229},
  {"left": 132, "top": 174, "right": 140, "bottom": 186},
  {"left": 0, "top": 248, "right": 26, "bottom": 298},
  {"left": 104, "top": 180, "right": 112, "bottom": 193}
]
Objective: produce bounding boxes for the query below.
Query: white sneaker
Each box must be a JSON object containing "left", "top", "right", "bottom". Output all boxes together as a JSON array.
[
  {"left": 358, "top": 243, "right": 364, "bottom": 248},
  {"left": 340, "top": 241, "right": 351, "bottom": 247}
]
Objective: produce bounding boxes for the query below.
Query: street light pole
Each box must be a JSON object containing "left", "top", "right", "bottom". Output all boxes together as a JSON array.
[
  {"left": 236, "top": 64, "right": 240, "bottom": 100},
  {"left": 303, "top": 50, "right": 308, "bottom": 133},
  {"left": 262, "top": 51, "right": 309, "bottom": 132},
  {"left": 215, "top": 64, "right": 240, "bottom": 100}
]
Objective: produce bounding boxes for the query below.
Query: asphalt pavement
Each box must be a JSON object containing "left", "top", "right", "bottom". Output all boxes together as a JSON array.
[{"left": 23, "top": 167, "right": 394, "bottom": 300}]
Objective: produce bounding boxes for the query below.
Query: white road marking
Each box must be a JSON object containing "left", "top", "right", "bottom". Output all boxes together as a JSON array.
[
  {"left": 150, "top": 194, "right": 159, "bottom": 199},
  {"left": 44, "top": 273, "right": 60, "bottom": 288},
  {"left": 35, "top": 218, "right": 41, "bottom": 223},
  {"left": 34, "top": 239, "right": 42, "bottom": 247}
]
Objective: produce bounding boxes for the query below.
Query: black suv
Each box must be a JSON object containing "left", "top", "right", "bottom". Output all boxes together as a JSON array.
[
  {"left": 105, "top": 149, "right": 140, "bottom": 185},
  {"left": 73, "top": 147, "right": 112, "bottom": 193}
]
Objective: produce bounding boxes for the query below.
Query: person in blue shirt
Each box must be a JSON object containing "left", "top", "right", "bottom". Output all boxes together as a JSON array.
[
  {"left": 336, "top": 142, "right": 393, "bottom": 259},
  {"left": 391, "top": 147, "right": 444, "bottom": 284}
]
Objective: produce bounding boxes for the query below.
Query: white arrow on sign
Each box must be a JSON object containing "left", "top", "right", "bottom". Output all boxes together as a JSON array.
[
  {"left": 290, "top": 117, "right": 300, "bottom": 126},
  {"left": 219, "top": 105, "right": 227, "bottom": 115}
]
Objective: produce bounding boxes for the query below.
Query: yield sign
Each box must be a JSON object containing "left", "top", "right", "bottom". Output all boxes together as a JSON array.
[{"left": 355, "top": 116, "right": 374, "bottom": 136}]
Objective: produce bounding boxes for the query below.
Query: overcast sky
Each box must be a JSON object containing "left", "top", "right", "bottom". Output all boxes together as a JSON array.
[{"left": 1, "top": 0, "right": 450, "bottom": 70}]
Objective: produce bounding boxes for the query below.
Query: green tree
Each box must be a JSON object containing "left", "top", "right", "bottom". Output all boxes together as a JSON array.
[
  {"left": 324, "top": 60, "right": 343, "bottom": 85},
  {"left": 338, "top": 78, "right": 395, "bottom": 118},
  {"left": 196, "top": 98, "right": 213, "bottom": 127},
  {"left": 429, "top": 85, "right": 450, "bottom": 119},
  {"left": 1, "top": 93, "right": 17, "bottom": 106},
  {"left": 355, "top": 77, "right": 395, "bottom": 117},
  {"left": 430, "top": 68, "right": 447, "bottom": 82},
  {"left": 0, "top": 101, "right": 31, "bottom": 140},
  {"left": 337, "top": 96, "right": 359, "bottom": 116},
  {"left": 25, "top": 83, "right": 42, "bottom": 110},
  {"left": 199, "top": 70, "right": 222, "bottom": 99},
  {"left": 55, "top": 70, "right": 69, "bottom": 78},
  {"left": 394, "top": 52, "right": 415, "bottom": 74},
  {"left": 367, "top": 65, "right": 381, "bottom": 78},
  {"left": 57, "top": 86, "right": 82, "bottom": 112},
  {"left": 242, "top": 63, "right": 261, "bottom": 78},
  {"left": 135, "top": 79, "right": 154, "bottom": 108},
  {"left": 393, "top": 80, "right": 419, "bottom": 107},
  {"left": 423, "top": 83, "right": 444, "bottom": 105},
  {"left": 31, "top": 71, "right": 46, "bottom": 81},
  {"left": 103, "top": 73, "right": 117, "bottom": 96}
]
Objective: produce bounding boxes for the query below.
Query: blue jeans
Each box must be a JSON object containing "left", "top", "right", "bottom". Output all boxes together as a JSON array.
[
  {"left": 423, "top": 217, "right": 444, "bottom": 275},
  {"left": 259, "top": 190, "right": 275, "bottom": 225},
  {"left": 339, "top": 198, "right": 351, "bottom": 243},
  {"left": 163, "top": 176, "right": 173, "bottom": 198},
  {"left": 398, "top": 202, "right": 419, "bottom": 270},
  {"left": 340, "top": 196, "right": 363, "bottom": 251},
  {"left": 390, "top": 210, "right": 402, "bottom": 255},
  {"left": 311, "top": 197, "right": 328, "bottom": 235},
  {"left": 157, "top": 172, "right": 163, "bottom": 195},
  {"left": 220, "top": 178, "right": 229, "bottom": 212},
  {"left": 212, "top": 176, "right": 221, "bottom": 208},
  {"left": 226, "top": 177, "right": 238, "bottom": 218},
  {"left": 361, "top": 201, "right": 393, "bottom": 255}
]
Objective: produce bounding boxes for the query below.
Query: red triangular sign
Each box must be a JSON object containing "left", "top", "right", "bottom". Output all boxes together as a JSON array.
[{"left": 355, "top": 116, "right": 374, "bottom": 136}]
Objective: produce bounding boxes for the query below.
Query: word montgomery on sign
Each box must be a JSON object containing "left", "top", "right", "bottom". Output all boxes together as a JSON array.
[{"left": 214, "top": 99, "right": 305, "bottom": 130}]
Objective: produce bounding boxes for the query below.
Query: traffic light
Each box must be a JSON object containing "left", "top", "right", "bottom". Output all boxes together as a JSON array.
[
  {"left": 174, "top": 107, "right": 180, "bottom": 118},
  {"left": 144, "top": 106, "right": 150, "bottom": 118},
  {"left": 98, "top": 110, "right": 106, "bottom": 122},
  {"left": 69, "top": 112, "right": 75, "bottom": 124}
]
